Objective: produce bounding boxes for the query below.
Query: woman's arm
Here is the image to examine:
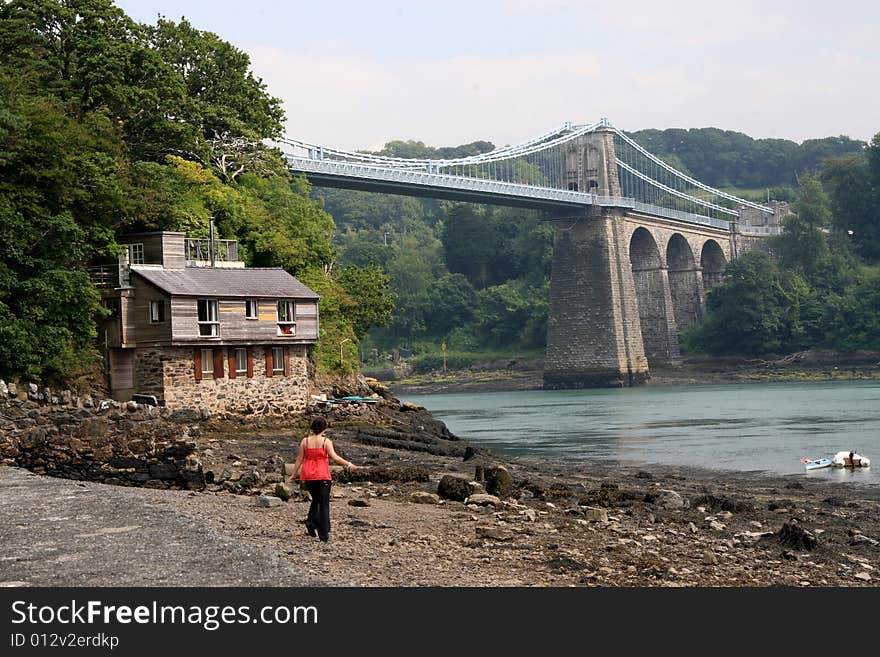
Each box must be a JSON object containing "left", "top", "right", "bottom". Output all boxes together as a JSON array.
[
  {"left": 326, "top": 439, "right": 357, "bottom": 471},
  {"left": 289, "top": 439, "right": 305, "bottom": 481}
]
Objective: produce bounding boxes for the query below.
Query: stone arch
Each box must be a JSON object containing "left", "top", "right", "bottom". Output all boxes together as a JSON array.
[
  {"left": 629, "top": 228, "right": 679, "bottom": 364},
  {"left": 666, "top": 234, "right": 702, "bottom": 330},
  {"left": 700, "top": 239, "right": 726, "bottom": 290}
]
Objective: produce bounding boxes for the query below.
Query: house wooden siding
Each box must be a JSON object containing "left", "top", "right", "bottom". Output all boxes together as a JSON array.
[
  {"left": 168, "top": 297, "right": 319, "bottom": 344},
  {"left": 128, "top": 276, "right": 172, "bottom": 346},
  {"left": 160, "top": 233, "right": 186, "bottom": 268},
  {"left": 122, "top": 232, "right": 186, "bottom": 268}
]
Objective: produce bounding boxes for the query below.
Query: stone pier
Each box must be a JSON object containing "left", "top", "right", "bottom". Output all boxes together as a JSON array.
[{"left": 544, "top": 209, "right": 650, "bottom": 388}]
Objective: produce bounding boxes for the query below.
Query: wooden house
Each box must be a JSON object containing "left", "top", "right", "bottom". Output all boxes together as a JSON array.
[{"left": 94, "top": 231, "right": 319, "bottom": 415}]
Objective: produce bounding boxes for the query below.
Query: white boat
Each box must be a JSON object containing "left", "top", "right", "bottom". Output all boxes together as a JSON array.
[{"left": 831, "top": 451, "right": 871, "bottom": 468}]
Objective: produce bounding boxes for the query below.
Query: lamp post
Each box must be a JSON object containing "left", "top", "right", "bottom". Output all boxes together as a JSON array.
[{"left": 340, "top": 338, "right": 351, "bottom": 367}]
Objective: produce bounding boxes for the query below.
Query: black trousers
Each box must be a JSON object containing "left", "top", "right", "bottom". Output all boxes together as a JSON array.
[{"left": 305, "top": 480, "right": 332, "bottom": 539}]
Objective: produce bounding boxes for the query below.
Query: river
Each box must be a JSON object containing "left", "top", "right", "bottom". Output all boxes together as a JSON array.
[{"left": 398, "top": 380, "right": 880, "bottom": 484}]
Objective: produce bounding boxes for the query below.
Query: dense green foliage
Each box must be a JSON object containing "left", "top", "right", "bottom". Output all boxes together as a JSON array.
[
  {"left": 0, "top": 0, "right": 393, "bottom": 382},
  {"left": 629, "top": 127, "right": 865, "bottom": 189},
  {"left": 684, "top": 158, "right": 880, "bottom": 355}
]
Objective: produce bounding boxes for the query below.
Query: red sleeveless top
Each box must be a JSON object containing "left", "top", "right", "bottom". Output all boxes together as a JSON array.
[{"left": 301, "top": 438, "right": 331, "bottom": 481}]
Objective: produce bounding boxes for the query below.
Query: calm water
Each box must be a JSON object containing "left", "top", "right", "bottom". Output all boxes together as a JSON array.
[{"left": 400, "top": 381, "right": 880, "bottom": 484}]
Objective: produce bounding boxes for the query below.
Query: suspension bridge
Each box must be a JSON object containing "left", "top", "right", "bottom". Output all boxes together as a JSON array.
[
  {"left": 279, "top": 118, "right": 774, "bottom": 228},
  {"left": 278, "top": 119, "right": 786, "bottom": 388}
]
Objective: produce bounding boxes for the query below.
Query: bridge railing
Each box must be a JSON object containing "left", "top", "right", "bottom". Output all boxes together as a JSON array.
[
  {"left": 735, "top": 225, "right": 782, "bottom": 235},
  {"left": 288, "top": 156, "right": 732, "bottom": 230}
]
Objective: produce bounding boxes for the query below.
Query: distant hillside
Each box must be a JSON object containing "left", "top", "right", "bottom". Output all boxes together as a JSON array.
[{"left": 628, "top": 127, "right": 864, "bottom": 189}]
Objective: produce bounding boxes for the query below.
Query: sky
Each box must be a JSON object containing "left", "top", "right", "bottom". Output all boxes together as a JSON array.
[{"left": 116, "top": 0, "right": 880, "bottom": 151}]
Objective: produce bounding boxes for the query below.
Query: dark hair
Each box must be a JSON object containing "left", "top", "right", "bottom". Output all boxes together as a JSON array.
[{"left": 309, "top": 417, "right": 328, "bottom": 435}]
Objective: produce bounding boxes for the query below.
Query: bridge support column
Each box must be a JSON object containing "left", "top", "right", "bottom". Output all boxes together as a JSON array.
[
  {"left": 544, "top": 210, "right": 649, "bottom": 388},
  {"left": 633, "top": 265, "right": 681, "bottom": 365},
  {"left": 668, "top": 266, "right": 704, "bottom": 330}
]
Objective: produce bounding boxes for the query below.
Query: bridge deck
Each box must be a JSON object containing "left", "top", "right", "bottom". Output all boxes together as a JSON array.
[{"left": 287, "top": 158, "right": 730, "bottom": 230}]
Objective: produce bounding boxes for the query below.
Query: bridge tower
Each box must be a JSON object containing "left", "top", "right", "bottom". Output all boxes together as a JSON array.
[
  {"left": 544, "top": 129, "right": 649, "bottom": 388},
  {"left": 561, "top": 126, "right": 621, "bottom": 197}
]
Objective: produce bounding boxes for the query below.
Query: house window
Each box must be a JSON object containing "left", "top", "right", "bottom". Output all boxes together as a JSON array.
[
  {"left": 277, "top": 300, "right": 296, "bottom": 336},
  {"left": 272, "top": 346, "right": 284, "bottom": 374},
  {"left": 245, "top": 299, "right": 258, "bottom": 320},
  {"left": 149, "top": 300, "right": 165, "bottom": 323},
  {"left": 234, "top": 348, "right": 247, "bottom": 375},
  {"left": 201, "top": 348, "right": 214, "bottom": 376},
  {"left": 102, "top": 297, "right": 120, "bottom": 317},
  {"left": 129, "top": 243, "right": 144, "bottom": 264},
  {"left": 197, "top": 299, "right": 219, "bottom": 336}
]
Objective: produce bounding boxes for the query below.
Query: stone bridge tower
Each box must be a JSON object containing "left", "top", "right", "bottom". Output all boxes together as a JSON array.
[{"left": 545, "top": 128, "right": 649, "bottom": 388}]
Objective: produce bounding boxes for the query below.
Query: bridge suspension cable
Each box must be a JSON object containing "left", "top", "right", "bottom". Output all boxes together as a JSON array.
[{"left": 279, "top": 117, "right": 776, "bottom": 227}]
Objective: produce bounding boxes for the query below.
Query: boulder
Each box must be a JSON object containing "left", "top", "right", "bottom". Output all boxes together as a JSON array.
[
  {"left": 582, "top": 506, "right": 609, "bottom": 523},
  {"left": 256, "top": 495, "right": 284, "bottom": 508},
  {"left": 411, "top": 491, "right": 441, "bottom": 505},
  {"left": 484, "top": 465, "right": 513, "bottom": 498},
  {"left": 274, "top": 483, "right": 292, "bottom": 502},
  {"left": 777, "top": 521, "right": 817, "bottom": 551},
  {"left": 466, "top": 493, "right": 501, "bottom": 507},
  {"left": 848, "top": 534, "right": 879, "bottom": 547},
  {"left": 237, "top": 469, "right": 263, "bottom": 490},
  {"left": 348, "top": 499, "right": 371, "bottom": 507},
  {"left": 438, "top": 475, "right": 472, "bottom": 502},
  {"left": 475, "top": 526, "right": 514, "bottom": 541},
  {"left": 646, "top": 488, "right": 685, "bottom": 510}
]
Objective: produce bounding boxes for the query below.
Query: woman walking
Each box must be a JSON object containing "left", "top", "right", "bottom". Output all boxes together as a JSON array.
[{"left": 289, "top": 417, "right": 357, "bottom": 542}]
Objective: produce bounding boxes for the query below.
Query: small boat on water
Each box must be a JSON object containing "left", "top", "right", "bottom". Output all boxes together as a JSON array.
[
  {"left": 832, "top": 451, "right": 871, "bottom": 468},
  {"left": 801, "top": 457, "right": 833, "bottom": 471}
]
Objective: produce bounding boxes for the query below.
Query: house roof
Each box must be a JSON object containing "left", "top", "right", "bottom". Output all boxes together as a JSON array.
[{"left": 131, "top": 266, "right": 320, "bottom": 299}]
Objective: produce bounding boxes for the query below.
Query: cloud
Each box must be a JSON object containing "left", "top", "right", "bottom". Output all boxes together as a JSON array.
[
  {"left": 246, "top": 1, "right": 880, "bottom": 150},
  {"left": 250, "top": 46, "right": 607, "bottom": 149}
]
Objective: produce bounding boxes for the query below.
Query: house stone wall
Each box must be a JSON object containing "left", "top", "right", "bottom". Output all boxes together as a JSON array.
[{"left": 138, "top": 345, "right": 312, "bottom": 418}]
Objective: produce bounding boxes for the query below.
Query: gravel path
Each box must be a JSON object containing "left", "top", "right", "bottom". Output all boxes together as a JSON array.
[{"left": 0, "top": 467, "right": 336, "bottom": 587}]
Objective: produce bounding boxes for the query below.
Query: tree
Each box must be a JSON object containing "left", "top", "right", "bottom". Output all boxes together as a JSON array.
[
  {"left": 148, "top": 17, "right": 284, "bottom": 141},
  {"left": 336, "top": 266, "right": 395, "bottom": 340},
  {"left": 770, "top": 175, "right": 831, "bottom": 281},
  {"left": 232, "top": 174, "right": 336, "bottom": 276},
  {"left": 0, "top": 84, "right": 120, "bottom": 380},
  {"left": 421, "top": 274, "right": 478, "bottom": 338},
  {"left": 0, "top": 0, "right": 195, "bottom": 160},
  {"left": 683, "top": 251, "right": 804, "bottom": 355}
]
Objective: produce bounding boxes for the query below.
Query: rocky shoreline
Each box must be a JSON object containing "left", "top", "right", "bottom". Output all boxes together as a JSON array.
[{"left": 177, "top": 383, "right": 880, "bottom": 587}]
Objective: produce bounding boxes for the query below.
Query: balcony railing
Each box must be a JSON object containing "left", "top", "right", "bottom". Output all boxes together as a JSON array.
[
  {"left": 185, "top": 239, "right": 239, "bottom": 262},
  {"left": 87, "top": 265, "right": 121, "bottom": 289}
]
